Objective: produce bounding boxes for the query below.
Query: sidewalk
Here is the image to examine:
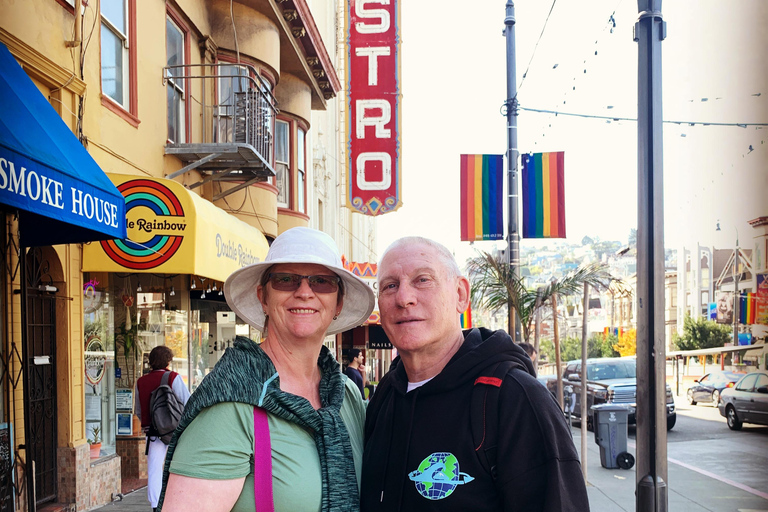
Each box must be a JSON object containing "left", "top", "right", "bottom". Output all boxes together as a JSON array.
[
  {"left": 95, "top": 432, "right": 768, "bottom": 512},
  {"left": 574, "top": 427, "right": 768, "bottom": 512}
]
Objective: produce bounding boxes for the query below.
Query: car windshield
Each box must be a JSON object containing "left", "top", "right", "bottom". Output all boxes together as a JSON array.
[{"left": 587, "top": 360, "right": 636, "bottom": 380}]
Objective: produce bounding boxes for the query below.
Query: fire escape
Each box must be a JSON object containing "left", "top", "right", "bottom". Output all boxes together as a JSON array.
[{"left": 162, "top": 63, "right": 278, "bottom": 199}]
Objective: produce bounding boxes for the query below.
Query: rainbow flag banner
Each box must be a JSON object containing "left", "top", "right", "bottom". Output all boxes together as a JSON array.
[
  {"left": 460, "top": 154, "right": 504, "bottom": 242},
  {"left": 740, "top": 293, "right": 756, "bottom": 325},
  {"left": 460, "top": 304, "right": 472, "bottom": 329},
  {"left": 522, "top": 152, "right": 566, "bottom": 238}
]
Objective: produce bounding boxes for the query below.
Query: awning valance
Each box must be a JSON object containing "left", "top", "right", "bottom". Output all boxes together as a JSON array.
[
  {"left": 82, "top": 174, "right": 269, "bottom": 282},
  {"left": 0, "top": 43, "right": 126, "bottom": 246}
]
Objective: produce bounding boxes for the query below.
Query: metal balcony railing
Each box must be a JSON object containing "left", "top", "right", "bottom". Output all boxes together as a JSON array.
[{"left": 162, "top": 63, "right": 278, "bottom": 193}]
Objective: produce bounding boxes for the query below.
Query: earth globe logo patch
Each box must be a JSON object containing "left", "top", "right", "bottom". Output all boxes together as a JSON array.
[{"left": 408, "top": 452, "right": 474, "bottom": 500}]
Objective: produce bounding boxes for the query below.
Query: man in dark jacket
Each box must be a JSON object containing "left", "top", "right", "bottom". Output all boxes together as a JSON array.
[{"left": 362, "top": 237, "right": 590, "bottom": 512}]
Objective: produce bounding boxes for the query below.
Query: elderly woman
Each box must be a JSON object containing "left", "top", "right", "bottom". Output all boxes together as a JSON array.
[{"left": 158, "top": 227, "right": 375, "bottom": 512}]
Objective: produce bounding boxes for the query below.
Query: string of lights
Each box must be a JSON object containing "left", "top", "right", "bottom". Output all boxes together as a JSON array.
[
  {"left": 527, "top": 2, "right": 626, "bottom": 145},
  {"left": 517, "top": 0, "right": 559, "bottom": 95},
  {"left": 520, "top": 106, "right": 768, "bottom": 127}
]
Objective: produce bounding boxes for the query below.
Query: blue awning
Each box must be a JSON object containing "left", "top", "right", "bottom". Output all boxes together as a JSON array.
[{"left": 0, "top": 42, "right": 126, "bottom": 247}]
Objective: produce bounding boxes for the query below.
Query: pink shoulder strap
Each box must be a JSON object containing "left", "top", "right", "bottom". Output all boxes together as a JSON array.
[{"left": 253, "top": 407, "right": 274, "bottom": 512}]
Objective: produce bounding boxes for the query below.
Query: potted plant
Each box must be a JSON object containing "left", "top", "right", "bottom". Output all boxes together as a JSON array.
[{"left": 88, "top": 426, "right": 102, "bottom": 458}]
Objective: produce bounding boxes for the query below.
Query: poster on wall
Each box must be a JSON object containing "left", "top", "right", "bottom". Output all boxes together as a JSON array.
[
  {"left": 757, "top": 274, "right": 768, "bottom": 325},
  {"left": 346, "top": 0, "right": 402, "bottom": 215},
  {"left": 116, "top": 413, "right": 132, "bottom": 436},
  {"left": 115, "top": 389, "right": 133, "bottom": 411},
  {"left": 715, "top": 291, "right": 734, "bottom": 324},
  {"left": 707, "top": 302, "right": 717, "bottom": 321}
]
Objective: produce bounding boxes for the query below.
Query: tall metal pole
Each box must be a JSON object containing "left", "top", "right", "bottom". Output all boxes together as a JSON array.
[
  {"left": 733, "top": 234, "right": 740, "bottom": 354},
  {"left": 580, "top": 282, "right": 589, "bottom": 482},
  {"left": 504, "top": 1, "right": 522, "bottom": 341},
  {"left": 634, "top": 1, "right": 668, "bottom": 511}
]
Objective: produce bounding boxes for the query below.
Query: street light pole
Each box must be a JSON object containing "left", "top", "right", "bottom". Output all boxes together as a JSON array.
[
  {"left": 634, "top": 1, "right": 668, "bottom": 510},
  {"left": 504, "top": 0, "right": 522, "bottom": 342},
  {"left": 733, "top": 232, "right": 740, "bottom": 355}
]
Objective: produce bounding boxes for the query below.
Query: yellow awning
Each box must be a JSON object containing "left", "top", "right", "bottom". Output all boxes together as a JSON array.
[{"left": 83, "top": 174, "right": 269, "bottom": 282}]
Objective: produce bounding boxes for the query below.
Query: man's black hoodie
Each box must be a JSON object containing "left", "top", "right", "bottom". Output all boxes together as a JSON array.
[{"left": 362, "top": 328, "right": 590, "bottom": 512}]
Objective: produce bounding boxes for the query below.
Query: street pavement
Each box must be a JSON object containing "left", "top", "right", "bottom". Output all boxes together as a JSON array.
[{"left": 96, "top": 397, "right": 768, "bottom": 512}]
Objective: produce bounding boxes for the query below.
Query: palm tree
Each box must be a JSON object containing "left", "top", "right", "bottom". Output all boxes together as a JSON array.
[{"left": 465, "top": 250, "right": 614, "bottom": 343}]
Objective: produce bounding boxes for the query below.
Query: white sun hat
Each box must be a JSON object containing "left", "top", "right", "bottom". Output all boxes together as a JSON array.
[{"left": 223, "top": 227, "right": 375, "bottom": 336}]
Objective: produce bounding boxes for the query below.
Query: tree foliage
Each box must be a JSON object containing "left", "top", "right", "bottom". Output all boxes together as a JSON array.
[
  {"left": 672, "top": 314, "right": 732, "bottom": 351},
  {"left": 613, "top": 329, "right": 637, "bottom": 357},
  {"left": 465, "top": 250, "right": 615, "bottom": 343},
  {"left": 539, "top": 334, "right": 618, "bottom": 363}
]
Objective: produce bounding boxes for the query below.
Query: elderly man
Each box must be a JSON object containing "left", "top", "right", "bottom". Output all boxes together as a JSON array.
[{"left": 361, "top": 237, "right": 589, "bottom": 512}]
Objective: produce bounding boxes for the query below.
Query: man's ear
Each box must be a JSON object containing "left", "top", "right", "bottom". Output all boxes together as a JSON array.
[{"left": 456, "top": 276, "right": 471, "bottom": 313}]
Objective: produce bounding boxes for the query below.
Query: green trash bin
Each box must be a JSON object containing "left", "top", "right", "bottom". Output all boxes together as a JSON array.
[{"left": 591, "top": 404, "right": 634, "bottom": 470}]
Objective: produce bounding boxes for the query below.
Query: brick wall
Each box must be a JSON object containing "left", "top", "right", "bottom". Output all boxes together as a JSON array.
[
  {"left": 87, "top": 454, "right": 121, "bottom": 510},
  {"left": 116, "top": 437, "right": 148, "bottom": 480}
]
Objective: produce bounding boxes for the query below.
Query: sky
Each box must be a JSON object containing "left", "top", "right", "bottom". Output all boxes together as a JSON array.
[{"left": 373, "top": 0, "right": 768, "bottom": 265}]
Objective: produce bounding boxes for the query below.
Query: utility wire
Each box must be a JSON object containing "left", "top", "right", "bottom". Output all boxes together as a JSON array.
[
  {"left": 520, "top": 106, "right": 768, "bottom": 127},
  {"left": 517, "top": 0, "right": 558, "bottom": 94}
]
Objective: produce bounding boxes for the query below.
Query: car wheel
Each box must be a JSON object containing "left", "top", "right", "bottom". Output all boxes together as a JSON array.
[
  {"left": 726, "top": 405, "right": 743, "bottom": 431},
  {"left": 712, "top": 389, "right": 720, "bottom": 406},
  {"left": 666, "top": 414, "right": 676, "bottom": 431},
  {"left": 686, "top": 389, "right": 697, "bottom": 406}
]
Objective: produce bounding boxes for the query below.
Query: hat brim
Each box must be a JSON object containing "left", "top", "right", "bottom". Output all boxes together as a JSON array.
[{"left": 224, "top": 258, "right": 375, "bottom": 336}]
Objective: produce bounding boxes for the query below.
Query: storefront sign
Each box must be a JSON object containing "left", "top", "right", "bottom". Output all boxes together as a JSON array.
[
  {"left": 346, "top": 0, "right": 402, "bottom": 216},
  {"left": 345, "top": 259, "right": 380, "bottom": 324},
  {"left": 0, "top": 43, "right": 126, "bottom": 246},
  {"left": 83, "top": 175, "right": 269, "bottom": 282},
  {"left": 84, "top": 335, "right": 106, "bottom": 386}
]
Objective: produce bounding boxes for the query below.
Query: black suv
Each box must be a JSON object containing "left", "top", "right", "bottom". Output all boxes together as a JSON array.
[{"left": 547, "top": 357, "right": 677, "bottom": 431}]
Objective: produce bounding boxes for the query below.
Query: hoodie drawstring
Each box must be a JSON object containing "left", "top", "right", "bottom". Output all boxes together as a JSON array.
[{"left": 395, "top": 387, "right": 420, "bottom": 511}]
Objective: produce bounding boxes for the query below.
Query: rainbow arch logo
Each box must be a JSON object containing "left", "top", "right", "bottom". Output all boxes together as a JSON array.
[{"left": 101, "top": 179, "right": 186, "bottom": 269}]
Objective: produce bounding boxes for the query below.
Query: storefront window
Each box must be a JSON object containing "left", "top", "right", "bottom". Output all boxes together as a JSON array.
[
  {"left": 84, "top": 272, "right": 189, "bottom": 457},
  {"left": 83, "top": 274, "right": 116, "bottom": 458},
  {"left": 189, "top": 296, "right": 259, "bottom": 391}
]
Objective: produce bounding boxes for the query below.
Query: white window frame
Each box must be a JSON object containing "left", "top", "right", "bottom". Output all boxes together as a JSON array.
[
  {"left": 275, "top": 119, "right": 290, "bottom": 208},
  {"left": 297, "top": 128, "right": 306, "bottom": 213},
  {"left": 101, "top": 0, "right": 129, "bottom": 107},
  {"left": 166, "top": 16, "right": 186, "bottom": 143}
]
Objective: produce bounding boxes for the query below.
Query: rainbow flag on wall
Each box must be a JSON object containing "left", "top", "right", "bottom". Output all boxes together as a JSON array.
[
  {"left": 460, "top": 304, "right": 472, "bottom": 329},
  {"left": 460, "top": 154, "right": 504, "bottom": 241},
  {"left": 740, "top": 293, "right": 756, "bottom": 324},
  {"left": 522, "top": 152, "right": 566, "bottom": 238}
]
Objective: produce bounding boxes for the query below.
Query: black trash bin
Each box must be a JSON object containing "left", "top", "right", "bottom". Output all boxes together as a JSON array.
[{"left": 591, "top": 403, "right": 634, "bottom": 470}]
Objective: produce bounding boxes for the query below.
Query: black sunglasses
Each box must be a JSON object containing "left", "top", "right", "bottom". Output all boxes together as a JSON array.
[{"left": 267, "top": 272, "right": 341, "bottom": 293}]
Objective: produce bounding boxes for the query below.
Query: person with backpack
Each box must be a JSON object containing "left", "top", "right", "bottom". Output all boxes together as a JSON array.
[
  {"left": 135, "top": 346, "right": 190, "bottom": 512},
  {"left": 157, "top": 227, "right": 375, "bottom": 512},
  {"left": 361, "top": 237, "right": 590, "bottom": 512}
]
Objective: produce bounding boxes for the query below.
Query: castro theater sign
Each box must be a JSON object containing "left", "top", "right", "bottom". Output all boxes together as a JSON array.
[{"left": 346, "top": 0, "right": 402, "bottom": 215}]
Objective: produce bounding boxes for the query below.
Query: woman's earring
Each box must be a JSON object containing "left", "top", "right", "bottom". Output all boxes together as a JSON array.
[{"left": 333, "top": 314, "right": 339, "bottom": 320}]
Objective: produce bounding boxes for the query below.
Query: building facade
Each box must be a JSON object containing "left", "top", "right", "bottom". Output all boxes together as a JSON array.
[{"left": 0, "top": 0, "right": 376, "bottom": 510}]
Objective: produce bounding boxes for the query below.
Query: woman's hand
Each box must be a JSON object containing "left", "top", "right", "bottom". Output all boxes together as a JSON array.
[{"left": 162, "top": 474, "right": 246, "bottom": 512}]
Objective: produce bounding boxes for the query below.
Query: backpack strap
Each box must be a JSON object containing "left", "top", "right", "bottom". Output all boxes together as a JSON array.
[
  {"left": 253, "top": 407, "right": 274, "bottom": 512},
  {"left": 471, "top": 361, "right": 516, "bottom": 481},
  {"left": 160, "top": 370, "right": 171, "bottom": 387}
]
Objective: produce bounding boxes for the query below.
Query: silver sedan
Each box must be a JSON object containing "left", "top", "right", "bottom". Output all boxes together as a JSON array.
[{"left": 718, "top": 370, "right": 768, "bottom": 430}]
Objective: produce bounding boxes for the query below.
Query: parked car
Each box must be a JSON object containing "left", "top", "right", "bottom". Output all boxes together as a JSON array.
[
  {"left": 547, "top": 357, "right": 677, "bottom": 431},
  {"left": 718, "top": 370, "right": 768, "bottom": 430},
  {"left": 536, "top": 373, "right": 558, "bottom": 388},
  {"left": 686, "top": 370, "right": 742, "bottom": 406}
]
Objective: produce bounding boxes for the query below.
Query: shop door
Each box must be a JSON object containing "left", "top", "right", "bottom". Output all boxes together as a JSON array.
[
  {"left": 24, "top": 251, "right": 57, "bottom": 505},
  {"left": 0, "top": 219, "right": 13, "bottom": 511}
]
